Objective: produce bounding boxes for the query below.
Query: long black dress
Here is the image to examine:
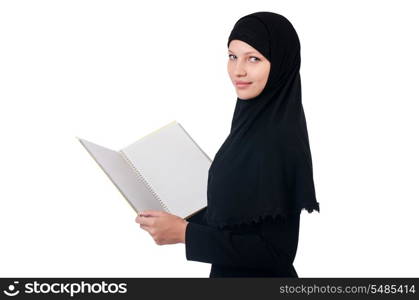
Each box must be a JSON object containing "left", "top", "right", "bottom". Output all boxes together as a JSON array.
[{"left": 185, "top": 207, "right": 300, "bottom": 277}]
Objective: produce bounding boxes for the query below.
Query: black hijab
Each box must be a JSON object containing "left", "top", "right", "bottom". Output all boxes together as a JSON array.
[{"left": 204, "top": 11, "right": 320, "bottom": 229}]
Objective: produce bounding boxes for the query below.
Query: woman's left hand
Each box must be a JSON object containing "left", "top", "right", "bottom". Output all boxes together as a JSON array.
[{"left": 135, "top": 210, "right": 189, "bottom": 245}]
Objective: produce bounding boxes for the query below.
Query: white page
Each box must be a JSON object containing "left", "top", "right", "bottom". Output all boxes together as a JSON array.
[
  {"left": 121, "top": 121, "right": 211, "bottom": 218},
  {"left": 78, "top": 138, "right": 164, "bottom": 213}
]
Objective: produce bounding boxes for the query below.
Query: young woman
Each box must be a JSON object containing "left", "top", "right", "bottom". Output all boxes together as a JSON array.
[{"left": 136, "top": 11, "right": 320, "bottom": 278}]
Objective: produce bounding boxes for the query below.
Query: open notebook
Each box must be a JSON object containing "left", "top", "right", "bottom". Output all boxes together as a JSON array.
[{"left": 77, "top": 121, "right": 211, "bottom": 219}]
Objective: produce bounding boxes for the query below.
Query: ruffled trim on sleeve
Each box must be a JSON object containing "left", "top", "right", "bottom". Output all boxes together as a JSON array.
[{"left": 206, "top": 201, "right": 319, "bottom": 230}]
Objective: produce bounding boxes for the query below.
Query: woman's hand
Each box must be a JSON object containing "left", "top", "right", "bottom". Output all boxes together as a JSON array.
[{"left": 135, "top": 210, "right": 189, "bottom": 245}]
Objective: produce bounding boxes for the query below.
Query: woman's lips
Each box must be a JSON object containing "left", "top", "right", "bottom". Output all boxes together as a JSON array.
[{"left": 235, "top": 81, "right": 252, "bottom": 88}]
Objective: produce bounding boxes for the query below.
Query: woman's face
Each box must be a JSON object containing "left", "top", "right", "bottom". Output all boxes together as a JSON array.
[{"left": 227, "top": 39, "right": 271, "bottom": 100}]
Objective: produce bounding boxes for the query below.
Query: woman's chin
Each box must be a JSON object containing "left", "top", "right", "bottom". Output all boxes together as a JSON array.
[{"left": 237, "top": 91, "right": 256, "bottom": 100}]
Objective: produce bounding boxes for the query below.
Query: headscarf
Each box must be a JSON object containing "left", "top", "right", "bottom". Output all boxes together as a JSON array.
[{"left": 204, "top": 11, "right": 320, "bottom": 229}]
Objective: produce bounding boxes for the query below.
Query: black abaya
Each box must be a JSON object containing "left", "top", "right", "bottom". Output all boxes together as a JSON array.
[
  {"left": 185, "top": 207, "right": 300, "bottom": 278},
  {"left": 184, "top": 11, "right": 318, "bottom": 278}
]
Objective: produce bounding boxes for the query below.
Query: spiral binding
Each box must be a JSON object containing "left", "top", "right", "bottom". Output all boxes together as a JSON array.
[{"left": 119, "top": 150, "right": 170, "bottom": 213}]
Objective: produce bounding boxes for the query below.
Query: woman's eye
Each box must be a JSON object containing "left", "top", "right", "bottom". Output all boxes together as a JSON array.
[{"left": 228, "top": 54, "right": 260, "bottom": 62}]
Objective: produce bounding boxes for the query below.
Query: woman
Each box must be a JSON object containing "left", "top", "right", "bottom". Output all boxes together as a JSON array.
[{"left": 136, "top": 11, "right": 320, "bottom": 278}]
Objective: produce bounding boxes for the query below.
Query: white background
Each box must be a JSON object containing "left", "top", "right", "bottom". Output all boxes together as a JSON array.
[{"left": 1, "top": 0, "right": 418, "bottom": 277}]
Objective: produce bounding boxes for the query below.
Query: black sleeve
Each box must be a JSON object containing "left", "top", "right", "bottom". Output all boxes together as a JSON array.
[{"left": 185, "top": 208, "right": 300, "bottom": 270}]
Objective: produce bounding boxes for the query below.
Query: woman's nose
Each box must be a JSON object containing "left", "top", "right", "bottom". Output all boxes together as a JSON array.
[{"left": 234, "top": 61, "right": 247, "bottom": 76}]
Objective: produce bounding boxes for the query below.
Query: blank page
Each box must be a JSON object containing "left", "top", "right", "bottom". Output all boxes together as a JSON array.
[
  {"left": 120, "top": 121, "right": 211, "bottom": 219},
  {"left": 78, "top": 138, "right": 164, "bottom": 213}
]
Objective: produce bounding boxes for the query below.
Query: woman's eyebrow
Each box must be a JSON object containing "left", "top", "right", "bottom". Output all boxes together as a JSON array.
[{"left": 228, "top": 50, "right": 258, "bottom": 55}]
